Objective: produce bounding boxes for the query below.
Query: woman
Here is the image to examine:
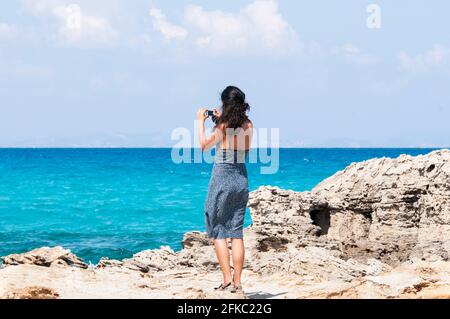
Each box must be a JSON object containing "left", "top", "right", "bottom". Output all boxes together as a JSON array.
[{"left": 197, "top": 86, "right": 253, "bottom": 293}]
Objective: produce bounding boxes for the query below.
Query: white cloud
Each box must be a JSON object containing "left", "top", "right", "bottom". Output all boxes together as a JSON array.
[
  {"left": 332, "top": 43, "right": 378, "bottom": 65},
  {"left": 149, "top": 0, "right": 298, "bottom": 56},
  {"left": 397, "top": 45, "right": 450, "bottom": 72},
  {"left": 0, "top": 23, "right": 18, "bottom": 38},
  {"left": 23, "top": 0, "right": 117, "bottom": 46},
  {"left": 149, "top": 8, "right": 188, "bottom": 42},
  {"left": 184, "top": 0, "right": 298, "bottom": 55},
  {"left": 23, "top": 0, "right": 59, "bottom": 14}
]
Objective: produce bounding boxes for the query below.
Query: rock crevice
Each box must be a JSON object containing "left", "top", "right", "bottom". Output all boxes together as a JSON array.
[{"left": 1, "top": 150, "right": 449, "bottom": 299}]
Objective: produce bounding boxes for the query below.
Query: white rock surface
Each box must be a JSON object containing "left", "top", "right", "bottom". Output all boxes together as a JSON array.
[{"left": 1, "top": 150, "right": 450, "bottom": 299}]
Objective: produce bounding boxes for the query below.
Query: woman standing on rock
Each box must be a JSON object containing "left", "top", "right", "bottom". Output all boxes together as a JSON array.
[{"left": 197, "top": 86, "right": 253, "bottom": 293}]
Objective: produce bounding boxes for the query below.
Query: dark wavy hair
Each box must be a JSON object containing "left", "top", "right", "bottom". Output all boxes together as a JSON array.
[{"left": 216, "top": 86, "right": 250, "bottom": 130}]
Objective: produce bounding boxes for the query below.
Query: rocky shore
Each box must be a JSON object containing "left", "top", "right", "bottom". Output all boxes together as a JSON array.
[{"left": 1, "top": 150, "right": 450, "bottom": 299}]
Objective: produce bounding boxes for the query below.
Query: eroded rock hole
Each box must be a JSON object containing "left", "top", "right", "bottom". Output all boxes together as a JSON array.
[
  {"left": 427, "top": 164, "right": 436, "bottom": 173},
  {"left": 362, "top": 211, "right": 373, "bottom": 222},
  {"left": 257, "top": 236, "right": 289, "bottom": 252},
  {"left": 309, "top": 208, "right": 331, "bottom": 236}
]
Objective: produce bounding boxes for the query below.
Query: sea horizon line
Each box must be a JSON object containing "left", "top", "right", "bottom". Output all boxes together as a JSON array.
[{"left": 0, "top": 147, "right": 448, "bottom": 150}]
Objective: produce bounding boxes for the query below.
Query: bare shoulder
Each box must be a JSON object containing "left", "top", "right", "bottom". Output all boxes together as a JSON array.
[
  {"left": 214, "top": 123, "right": 226, "bottom": 132},
  {"left": 242, "top": 120, "right": 253, "bottom": 130}
]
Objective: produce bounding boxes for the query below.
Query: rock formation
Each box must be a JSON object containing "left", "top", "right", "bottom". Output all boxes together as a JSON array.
[
  {"left": 2, "top": 247, "right": 88, "bottom": 269},
  {"left": 1, "top": 150, "right": 449, "bottom": 299},
  {"left": 313, "top": 150, "right": 450, "bottom": 264}
]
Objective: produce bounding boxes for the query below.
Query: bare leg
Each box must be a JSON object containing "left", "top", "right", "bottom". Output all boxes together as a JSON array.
[
  {"left": 231, "top": 238, "right": 245, "bottom": 285},
  {"left": 214, "top": 239, "right": 232, "bottom": 284}
]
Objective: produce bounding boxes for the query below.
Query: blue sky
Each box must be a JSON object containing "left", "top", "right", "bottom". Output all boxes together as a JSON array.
[{"left": 0, "top": 0, "right": 449, "bottom": 147}]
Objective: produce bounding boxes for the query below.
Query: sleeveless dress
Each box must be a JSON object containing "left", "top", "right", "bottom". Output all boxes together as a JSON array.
[{"left": 205, "top": 148, "right": 249, "bottom": 239}]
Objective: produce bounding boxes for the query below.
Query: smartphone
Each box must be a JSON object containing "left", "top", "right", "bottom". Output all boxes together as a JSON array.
[{"left": 204, "top": 110, "right": 218, "bottom": 124}]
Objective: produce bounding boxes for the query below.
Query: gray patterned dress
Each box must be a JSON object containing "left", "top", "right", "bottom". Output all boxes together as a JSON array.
[{"left": 205, "top": 148, "right": 249, "bottom": 239}]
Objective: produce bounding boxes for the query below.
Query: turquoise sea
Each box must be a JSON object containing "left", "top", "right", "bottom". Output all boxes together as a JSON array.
[{"left": 0, "top": 148, "right": 437, "bottom": 264}]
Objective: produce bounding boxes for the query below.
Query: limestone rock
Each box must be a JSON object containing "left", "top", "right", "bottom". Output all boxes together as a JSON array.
[
  {"left": 97, "top": 246, "right": 179, "bottom": 273},
  {"left": 4, "top": 286, "right": 60, "bottom": 299},
  {"left": 1, "top": 247, "right": 88, "bottom": 269},
  {"left": 1, "top": 150, "right": 450, "bottom": 299},
  {"left": 124, "top": 246, "right": 178, "bottom": 272},
  {"left": 179, "top": 232, "right": 218, "bottom": 270},
  {"left": 312, "top": 149, "right": 450, "bottom": 263},
  {"left": 182, "top": 231, "right": 211, "bottom": 249},
  {"left": 96, "top": 257, "right": 125, "bottom": 269}
]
